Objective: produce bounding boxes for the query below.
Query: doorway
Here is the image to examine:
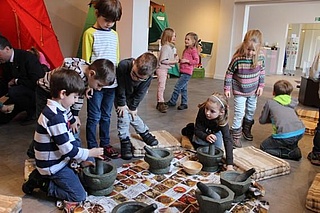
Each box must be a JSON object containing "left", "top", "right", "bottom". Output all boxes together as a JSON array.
[{"left": 286, "top": 23, "right": 320, "bottom": 70}]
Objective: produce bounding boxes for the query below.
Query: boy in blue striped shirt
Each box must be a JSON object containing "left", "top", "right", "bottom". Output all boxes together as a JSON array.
[{"left": 22, "top": 68, "right": 104, "bottom": 204}]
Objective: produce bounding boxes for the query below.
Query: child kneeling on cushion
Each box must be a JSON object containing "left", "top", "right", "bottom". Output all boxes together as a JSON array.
[{"left": 259, "top": 80, "right": 305, "bottom": 160}]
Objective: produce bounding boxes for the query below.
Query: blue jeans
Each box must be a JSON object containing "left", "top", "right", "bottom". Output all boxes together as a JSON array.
[
  {"left": 86, "top": 88, "right": 115, "bottom": 148},
  {"left": 168, "top": 73, "right": 191, "bottom": 105},
  {"left": 232, "top": 95, "right": 257, "bottom": 129},
  {"left": 193, "top": 131, "right": 223, "bottom": 149},
  {"left": 117, "top": 109, "right": 148, "bottom": 140},
  {"left": 47, "top": 165, "right": 86, "bottom": 202}
]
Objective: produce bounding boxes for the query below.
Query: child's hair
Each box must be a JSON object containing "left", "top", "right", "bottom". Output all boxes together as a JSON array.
[
  {"left": 135, "top": 52, "right": 158, "bottom": 76},
  {"left": 233, "top": 29, "right": 263, "bottom": 67},
  {"left": 89, "top": 59, "right": 116, "bottom": 86},
  {"left": 160, "top": 28, "right": 175, "bottom": 46},
  {"left": 185, "top": 32, "right": 199, "bottom": 50},
  {"left": 94, "top": 0, "right": 122, "bottom": 22},
  {"left": 50, "top": 68, "right": 85, "bottom": 98},
  {"left": 273, "top": 80, "right": 293, "bottom": 96},
  {"left": 0, "top": 35, "right": 12, "bottom": 49},
  {"left": 198, "top": 92, "right": 229, "bottom": 126},
  {"left": 28, "top": 47, "right": 40, "bottom": 59}
]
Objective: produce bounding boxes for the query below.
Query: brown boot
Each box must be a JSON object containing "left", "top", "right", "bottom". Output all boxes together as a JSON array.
[
  {"left": 242, "top": 118, "right": 254, "bottom": 141},
  {"left": 230, "top": 128, "right": 242, "bottom": 148},
  {"left": 156, "top": 102, "right": 168, "bottom": 113}
]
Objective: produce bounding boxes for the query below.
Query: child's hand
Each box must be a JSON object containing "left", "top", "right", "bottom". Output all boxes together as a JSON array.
[
  {"left": 174, "top": 55, "right": 179, "bottom": 63},
  {"left": 224, "top": 91, "right": 231, "bottom": 99},
  {"left": 70, "top": 116, "right": 81, "bottom": 133},
  {"left": 86, "top": 88, "right": 94, "bottom": 99},
  {"left": 256, "top": 87, "right": 263, "bottom": 97},
  {"left": 116, "top": 106, "right": 128, "bottom": 117},
  {"left": 206, "top": 134, "right": 217, "bottom": 143},
  {"left": 180, "top": 58, "right": 188, "bottom": 64},
  {"left": 89, "top": 147, "right": 104, "bottom": 159},
  {"left": 128, "top": 109, "right": 138, "bottom": 121}
]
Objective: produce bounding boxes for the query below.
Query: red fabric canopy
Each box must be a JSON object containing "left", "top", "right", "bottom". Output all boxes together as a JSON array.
[{"left": 0, "top": 0, "right": 63, "bottom": 68}]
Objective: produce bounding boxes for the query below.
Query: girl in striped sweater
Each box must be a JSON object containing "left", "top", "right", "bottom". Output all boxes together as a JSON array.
[{"left": 224, "top": 29, "right": 265, "bottom": 148}]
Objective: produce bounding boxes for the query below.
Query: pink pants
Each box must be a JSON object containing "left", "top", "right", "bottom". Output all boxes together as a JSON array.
[{"left": 156, "top": 68, "right": 168, "bottom": 102}]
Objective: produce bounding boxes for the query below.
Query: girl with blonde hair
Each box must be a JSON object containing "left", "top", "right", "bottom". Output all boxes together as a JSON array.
[
  {"left": 224, "top": 29, "right": 265, "bottom": 147},
  {"left": 156, "top": 28, "right": 179, "bottom": 113}
]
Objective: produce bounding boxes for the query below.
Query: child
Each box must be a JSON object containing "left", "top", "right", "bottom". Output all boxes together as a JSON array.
[
  {"left": 156, "top": 28, "right": 179, "bottom": 113},
  {"left": 28, "top": 46, "right": 51, "bottom": 72},
  {"left": 26, "top": 57, "right": 115, "bottom": 158},
  {"left": 182, "top": 93, "right": 234, "bottom": 171},
  {"left": 166, "top": 32, "right": 200, "bottom": 110},
  {"left": 259, "top": 80, "right": 305, "bottom": 160},
  {"left": 224, "top": 29, "right": 265, "bottom": 147},
  {"left": 22, "top": 69, "right": 104, "bottom": 206},
  {"left": 82, "top": 0, "right": 122, "bottom": 159},
  {"left": 116, "top": 52, "right": 159, "bottom": 160}
]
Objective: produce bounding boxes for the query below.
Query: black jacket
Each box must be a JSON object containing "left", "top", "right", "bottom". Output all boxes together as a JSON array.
[
  {"left": 116, "top": 58, "right": 152, "bottom": 111},
  {"left": 0, "top": 49, "right": 44, "bottom": 96}
]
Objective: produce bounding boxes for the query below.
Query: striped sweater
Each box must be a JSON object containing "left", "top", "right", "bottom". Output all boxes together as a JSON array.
[
  {"left": 224, "top": 51, "right": 265, "bottom": 96},
  {"left": 34, "top": 99, "right": 89, "bottom": 176},
  {"left": 37, "top": 58, "right": 88, "bottom": 122},
  {"left": 82, "top": 27, "right": 119, "bottom": 89}
]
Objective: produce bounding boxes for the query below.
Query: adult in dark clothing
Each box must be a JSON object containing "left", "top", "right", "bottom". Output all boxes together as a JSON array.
[
  {"left": 115, "top": 52, "right": 159, "bottom": 160},
  {"left": 0, "top": 35, "right": 45, "bottom": 125}
]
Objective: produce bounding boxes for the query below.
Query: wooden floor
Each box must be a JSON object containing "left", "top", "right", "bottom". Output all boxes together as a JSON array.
[{"left": 0, "top": 71, "right": 319, "bottom": 213}]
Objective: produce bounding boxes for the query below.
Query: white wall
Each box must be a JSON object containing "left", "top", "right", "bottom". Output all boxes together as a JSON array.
[
  {"left": 149, "top": 0, "right": 221, "bottom": 78},
  {"left": 44, "top": 0, "right": 88, "bottom": 57}
]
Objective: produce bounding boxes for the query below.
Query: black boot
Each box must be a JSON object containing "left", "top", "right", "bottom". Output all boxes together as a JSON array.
[
  {"left": 181, "top": 123, "right": 195, "bottom": 142},
  {"left": 242, "top": 118, "right": 254, "bottom": 141},
  {"left": 287, "top": 147, "right": 302, "bottom": 161},
  {"left": 22, "top": 169, "right": 49, "bottom": 194},
  {"left": 139, "top": 131, "right": 158, "bottom": 146},
  {"left": 120, "top": 137, "right": 133, "bottom": 160}
]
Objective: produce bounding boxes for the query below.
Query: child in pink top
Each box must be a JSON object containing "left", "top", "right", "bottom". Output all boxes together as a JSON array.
[
  {"left": 166, "top": 32, "right": 200, "bottom": 110},
  {"left": 28, "top": 47, "right": 50, "bottom": 71}
]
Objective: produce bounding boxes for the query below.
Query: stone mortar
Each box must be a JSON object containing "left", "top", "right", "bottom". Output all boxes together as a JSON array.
[
  {"left": 197, "top": 147, "right": 224, "bottom": 172},
  {"left": 144, "top": 148, "right": 173, "bottom": 174},
  {"left": 220, "top": 170, "right": 251, "bottom": 202},
  {"left": 195, "top": 183, "right": 234, "bottom": 213}
]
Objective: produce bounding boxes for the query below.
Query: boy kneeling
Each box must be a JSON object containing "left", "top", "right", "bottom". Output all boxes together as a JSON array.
[
  {"left": 259, "top": 80, "right": 305, "bottom": 160},
  {"left": 22, "top": 68, "right": 104, "bottom": 208}
]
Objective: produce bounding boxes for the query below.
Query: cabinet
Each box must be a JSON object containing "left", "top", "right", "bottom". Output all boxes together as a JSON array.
[{"left": 298, "top": 76, "right": 320, "bottom": 108}]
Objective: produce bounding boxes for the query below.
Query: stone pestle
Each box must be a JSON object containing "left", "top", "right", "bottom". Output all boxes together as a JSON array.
[
  {"left": 208, "top": 143, "right": 215, "bottom": 155},
  {"left": 197, "top": 182, "right": 221, "bottom": 200},
  {"left": 95, "top": 158, "right": 104, "bottom": 175},
  {"left": 134, "top": 203, "right": 157, "bottom": 213},
  {"left": 234, "top": 168, "right": 256, "bottom": 182},
  {"left": 144, "top": 146, "right": 161, "bottom": 158}
]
